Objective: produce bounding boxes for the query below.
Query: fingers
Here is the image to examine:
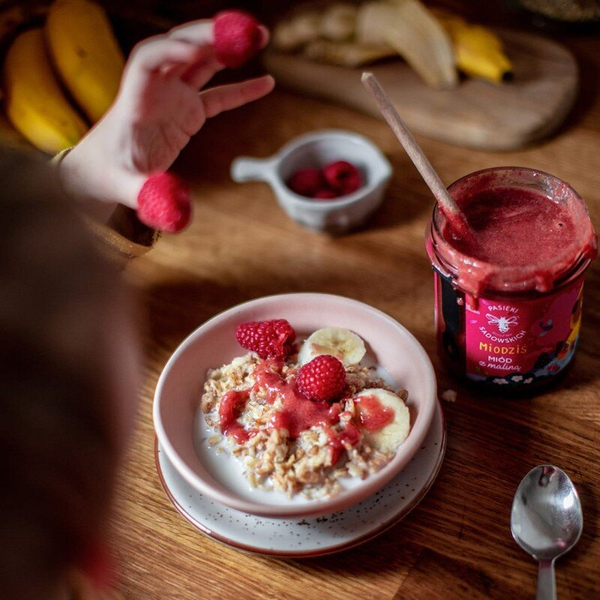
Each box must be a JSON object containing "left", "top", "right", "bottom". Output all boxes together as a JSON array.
[
  {"left": 180, "top": 48, "right": 224, "bottom": 89},
  {"left": 168, "top": 19, "right": 213, "bottom": 45},
  {"left": 200, "top": 75, "right": 275, "bottom": 119},
  {"left": 127, "top": 35, "right": 220, "bottom": 91},
  {"left": 168, "top": 18, "right": 269, "bottom": 49},
  {"left": 126, "top": 18, "right": 271, "bottom": 89},
  {"left": 170, "top": 20, "right": 270, "bottom": 88},
  {"left": 167, "top": 20, "right": 223, "bottom": 86},
  {"left": 182, "top": 61, "right": 224, "bottom": 89},
  {"left": 129, "top": 36, "right": 204, "bottom": 74}
]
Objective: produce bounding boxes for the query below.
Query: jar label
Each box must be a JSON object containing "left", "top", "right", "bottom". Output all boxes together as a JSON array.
[{"left": 464, "top": 276, "right": 584, "bottom": 386}]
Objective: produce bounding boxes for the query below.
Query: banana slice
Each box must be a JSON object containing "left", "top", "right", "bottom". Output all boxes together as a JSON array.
[
  {"left": 353, "top": 389, "right": 410, "bottom": 453},
  {"left": 298, "top": 327, "right": 366, "bottom": 366}
]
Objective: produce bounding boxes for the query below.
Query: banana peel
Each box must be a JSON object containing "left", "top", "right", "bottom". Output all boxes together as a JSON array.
[
  {"left": 435, "top": 12, "right": 513, "bottom": 83},
  {"left": 356, "top": 0, "right": 457, "bottom": 89}
]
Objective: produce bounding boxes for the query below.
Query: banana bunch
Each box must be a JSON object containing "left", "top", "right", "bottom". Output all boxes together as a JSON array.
[
  {"left": 0, "top": 0, "right": 124, "bottom": 155},
  {"left": 297, "top": 327, "right": 410, "bottom": 452},
  {"left": 272, "top": 0, "right": 513, "bottom": 87}
]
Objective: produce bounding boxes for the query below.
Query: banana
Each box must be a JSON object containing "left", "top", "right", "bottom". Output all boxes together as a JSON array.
[
  {"left": 45, "top": 0, "right": 124, "bottom": 123},
  {"left": 435, "top": 13, "right": 513, "bottom": 84},
  {"left": 356, "top": 0, "right": 457, "bottom": 89},
  {"left": 2, "top": 28, "right": 88, "bottom": 154},
  {"left": 353, "top": 388, "right": 410, "bottom": 453},
  {"left": 271, "top": 1, "right": 508, "bottom": 87},
  {"left": 298, "top": 327, "right": 366, "bottom": 367}
]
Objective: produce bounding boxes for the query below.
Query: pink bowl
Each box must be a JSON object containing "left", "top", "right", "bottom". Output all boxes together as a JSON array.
[{"left": 153, "top": 293, "right": 437, "bottom": 518}]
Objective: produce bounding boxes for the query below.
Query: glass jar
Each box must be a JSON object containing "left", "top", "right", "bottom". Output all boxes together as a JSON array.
[{"left": 426, "top": 167, "right": 597, "bottom": 390}]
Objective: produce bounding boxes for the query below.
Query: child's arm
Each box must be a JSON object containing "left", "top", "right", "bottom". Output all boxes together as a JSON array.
[{"left": 59, "top": 17, "right": 273, "bottom": 226}]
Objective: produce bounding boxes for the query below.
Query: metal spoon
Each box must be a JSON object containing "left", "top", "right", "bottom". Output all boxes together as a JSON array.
[{"left": 510, "top": 465, "right": 583, "bottom": 600}]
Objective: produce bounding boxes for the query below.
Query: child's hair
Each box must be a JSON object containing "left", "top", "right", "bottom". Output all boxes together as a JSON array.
[{"left": 0, "top": 147, "right": 121, "bottom": 599}]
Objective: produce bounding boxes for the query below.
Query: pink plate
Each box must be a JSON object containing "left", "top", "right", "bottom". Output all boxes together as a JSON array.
[
  {"left": 153, "top": 293, "right": 437, "bottom": 518},
  {"left": 155, "top": 399, "right": 445, "bottom": 557}
]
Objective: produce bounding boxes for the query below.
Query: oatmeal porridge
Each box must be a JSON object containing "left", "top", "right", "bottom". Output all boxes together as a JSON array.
[{"left": 200, "top": 320, "right": 410, "bottom": 498}]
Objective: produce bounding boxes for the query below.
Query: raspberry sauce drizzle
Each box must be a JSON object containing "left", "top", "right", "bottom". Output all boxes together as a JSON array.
[
  {"left": 253, "top": 360, "right": 342, "bottom": 439},
  {"left": 219, "top": 390, "right": 255, "bottom": 443},
  {"left": 326, "top": 419, "right": 362, "bottom": 466},
  {"left": 354, "top": 394, "right": 394, "bottom": 431},
  {"left": 219, "top": 360, "right": 393, "bottom": 466}
]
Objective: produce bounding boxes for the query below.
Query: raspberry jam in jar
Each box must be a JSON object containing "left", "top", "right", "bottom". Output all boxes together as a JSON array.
[{"left": 426, "top": 167, "right": 597, "bottom": 390}]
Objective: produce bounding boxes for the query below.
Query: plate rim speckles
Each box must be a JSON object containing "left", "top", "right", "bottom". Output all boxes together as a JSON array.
[{"left": 155, "top": 399, "right": 446, "bottom": 558}]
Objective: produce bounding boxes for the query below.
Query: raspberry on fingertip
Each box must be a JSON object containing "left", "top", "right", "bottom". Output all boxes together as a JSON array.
[
  {"left": 213, "top": 10, "right": 262, "bottom": 68},
  {"left": 137, "top": 172, "right": 192, "bottom": 233}
]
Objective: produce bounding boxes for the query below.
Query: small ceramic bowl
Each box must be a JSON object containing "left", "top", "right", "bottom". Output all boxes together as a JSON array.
[
  {"left": 153, "top": 293, "right": 437, "bottom": 519},
  {"left": 230, "top": 130, "right": 392, "bottom": 234}
]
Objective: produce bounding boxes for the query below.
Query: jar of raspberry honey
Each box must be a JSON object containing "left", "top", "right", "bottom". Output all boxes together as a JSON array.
[{"left": 426, "top": 167, "right": 597, "bottom": 390}]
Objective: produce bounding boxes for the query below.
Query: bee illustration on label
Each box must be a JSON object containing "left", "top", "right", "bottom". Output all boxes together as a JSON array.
[{"left": 486, "top": 314, "right": 518, "bottom": 333}]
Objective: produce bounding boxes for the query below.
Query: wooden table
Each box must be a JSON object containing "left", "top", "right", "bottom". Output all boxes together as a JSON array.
[{"left": 111, "top": 34, "right": 600, "bottom": 600}]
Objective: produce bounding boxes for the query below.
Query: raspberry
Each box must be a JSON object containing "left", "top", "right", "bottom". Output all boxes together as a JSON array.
[
  {"left": 313, "top": 188, "right": 338, "bottom": 200},
  {"left": 287, "top": 168, "right": 324, "bottom": 197},
  {"left": 236, "top": 319, "right": 296, "bottom": 359},
  {"left": 137, "top": 172, "right": 191, "bottom": 233},
  {"left": 323, "top": 161, "right": 363, "bottom": 195},
  {"left": 213, "top": 10, "right": 262, "bottom": 69},
  {"left": 296, "top": 355, "right": 347, "bottom": 402}
]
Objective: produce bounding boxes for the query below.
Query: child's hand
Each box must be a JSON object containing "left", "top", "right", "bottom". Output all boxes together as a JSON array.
[
  {"left": 60, "top": 18, "right": 274, "bottom": 224},
  {"left": 109, "top": 19, "right": 272, "bottom": 174}
]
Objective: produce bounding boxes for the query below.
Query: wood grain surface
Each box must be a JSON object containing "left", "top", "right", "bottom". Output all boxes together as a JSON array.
[
  {"left": 110, "top": 32, "right": 600, "bottom": 600},
  {"left": 263, "top": 29, "right": 578, "bottom": 151}
]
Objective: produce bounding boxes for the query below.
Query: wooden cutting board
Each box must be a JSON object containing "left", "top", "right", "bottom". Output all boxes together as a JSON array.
[{"left": 263, "top": 29, "right": 578, "bottom": 151}]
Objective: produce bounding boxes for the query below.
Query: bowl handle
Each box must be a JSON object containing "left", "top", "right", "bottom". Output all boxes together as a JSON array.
[{"left": 230, "top": 156, "right": 278, "bottom": 184}]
